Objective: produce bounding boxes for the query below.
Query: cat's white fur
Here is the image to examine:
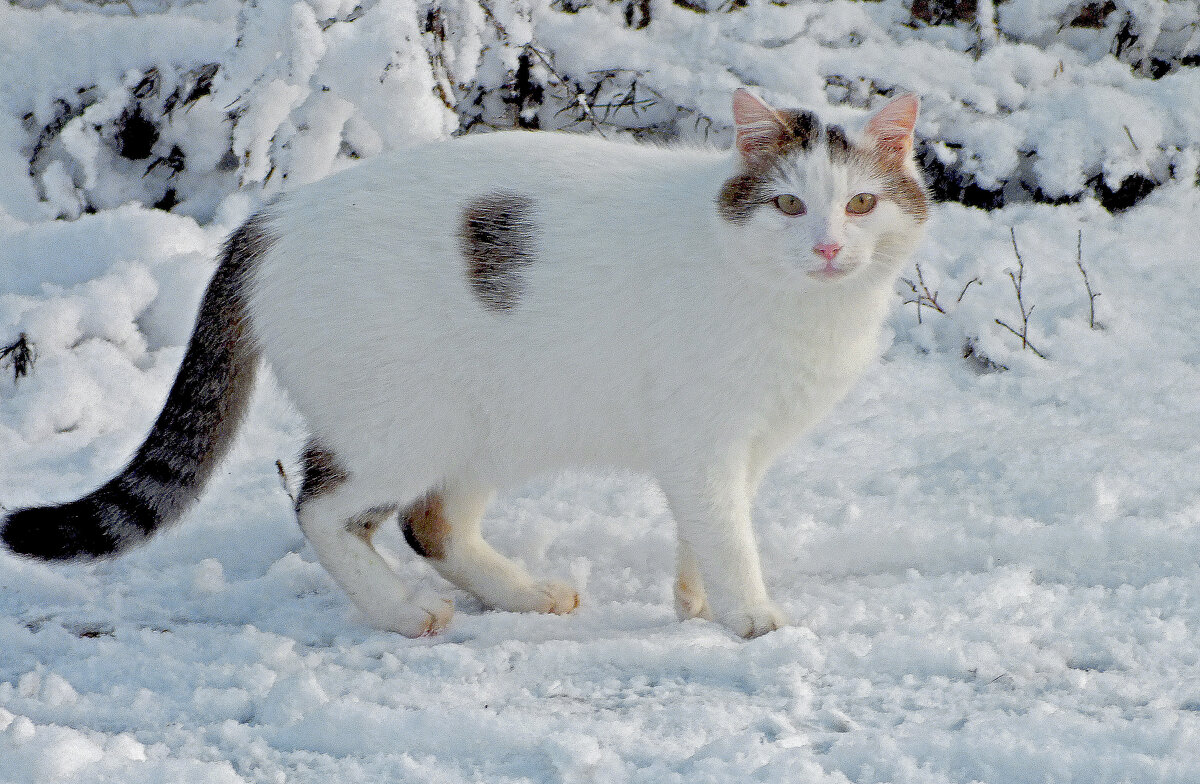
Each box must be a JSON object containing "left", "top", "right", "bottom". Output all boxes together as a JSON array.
[{"left": 246, "top": 91, "right": 926, "bottom": 637}]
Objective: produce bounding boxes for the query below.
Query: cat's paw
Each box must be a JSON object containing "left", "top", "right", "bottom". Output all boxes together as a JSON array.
[
  {"left": 416, "top": 595, "right": 457, "bottom": 636},
  {"left": 674, "top": 577, "right": 713, "bottom": 621},
  {"left": 536, "top": 580, "right": 581, "bottom": 615},
  {"left": 718, "top": 601, "right": 789, "bottom": 639},
  {"left": 367, "top": 594, "right": 455, "bottom": 637},
  {"left": 477, "top": 578, "right": 580, "bottom": 615}
]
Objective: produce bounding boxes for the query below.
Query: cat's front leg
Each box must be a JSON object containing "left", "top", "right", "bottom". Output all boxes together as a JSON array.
[
  {"left": 661, "top": 471, "right": 789, "bottom": 638},
  {"left": 674, "top": 541, "right": 713, "bottom": 621}
]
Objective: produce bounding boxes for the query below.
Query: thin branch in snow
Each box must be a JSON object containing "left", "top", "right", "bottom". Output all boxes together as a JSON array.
[
  {"left": 1123, "top": 125, "right": 1139, "bottom": 152},
  {"left": 995, "top": 228, "right": 1046, "bottom": 358},
  {"left": 476, "top": 0, "right": 508, "bottom": 39},
  {"left": 1075, "top": 229, "right": 1101, "bottom": 329},
  {"left": 963, "top": 337, "right": 1007, "bottom": 373},
  {"left": 526, "top": 46, "right": 607, "bottom": 138},
  {"left": 900, "top": 262, "right": 946, "bottom": 324},
  {"left": 957, "top": 276, "right": 982, "bottom": 303},
  {"left": 582, "top": 71, "right": 659, "bottom": 123}
]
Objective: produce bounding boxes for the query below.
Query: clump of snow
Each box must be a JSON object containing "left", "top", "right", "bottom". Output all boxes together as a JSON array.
[{"left": 3, "top": 0, "right": 1200, "bottom": 781}]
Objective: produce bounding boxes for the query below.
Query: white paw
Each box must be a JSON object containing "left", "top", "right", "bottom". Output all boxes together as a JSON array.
[
  {"left": 366, "top": 593, "right": 455, "bottom": 637},
  {"left": 535, "top": 580, "right": 581, "bottom": 615},
  {"left": 481, "top": 578, "right": 580, "bottom": 615},
  {"left": 674, "top": 577, "right": 713, "bottom": 621},
  {"left": 719, "top": 601, "right": 789, "bottom": 639}
]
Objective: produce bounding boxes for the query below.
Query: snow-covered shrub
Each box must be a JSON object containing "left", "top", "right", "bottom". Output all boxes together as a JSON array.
[
  {"left": 7, "top": 0, "right": 1197, "bottom": 224},
  {"left": 25, "top": 63, "right": 231, "bottom": 220}
]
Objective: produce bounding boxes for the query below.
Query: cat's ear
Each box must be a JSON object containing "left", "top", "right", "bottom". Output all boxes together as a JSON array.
[
  {"left": 865, "top": 93, "right": 919, "bottom": 164},
  {"left": 732, "top": 89, "right": 792, "bottom": 163}
]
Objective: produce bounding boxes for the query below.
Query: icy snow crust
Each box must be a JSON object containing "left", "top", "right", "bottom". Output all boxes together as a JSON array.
[{"left": 2, "top": 0, "right": 1200, "bottom": 781}]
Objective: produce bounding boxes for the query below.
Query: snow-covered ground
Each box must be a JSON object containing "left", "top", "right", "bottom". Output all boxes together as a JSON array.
[{"left": 2, "top": 0, "right": 1200, "bottom": 782}]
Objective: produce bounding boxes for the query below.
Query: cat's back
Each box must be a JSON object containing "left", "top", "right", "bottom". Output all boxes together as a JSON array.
[
  {"left": 255, "top": 129, "right": 732, "bottom": 341},
  {"left": 271, "top": 130, "right": 724, "bottom": 245}
]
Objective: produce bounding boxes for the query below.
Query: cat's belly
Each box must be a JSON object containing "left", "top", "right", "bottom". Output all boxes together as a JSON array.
[{"left": 258, "top": 326, "right": 665, "bottom": 491}]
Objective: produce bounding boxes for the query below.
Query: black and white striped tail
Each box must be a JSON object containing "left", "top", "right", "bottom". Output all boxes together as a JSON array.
[{"left": 1, "top": 213, "right": 275, "bottom": 560}]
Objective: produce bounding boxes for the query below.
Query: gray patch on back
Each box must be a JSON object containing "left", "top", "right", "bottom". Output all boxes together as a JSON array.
[{"left": 459, "top": 191, "right": 539, "bottom": 311}]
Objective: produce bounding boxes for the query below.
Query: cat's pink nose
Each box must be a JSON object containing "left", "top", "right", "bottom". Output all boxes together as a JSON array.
[{"left": 814, "top": 242, "right": 842, "bottom": 261}]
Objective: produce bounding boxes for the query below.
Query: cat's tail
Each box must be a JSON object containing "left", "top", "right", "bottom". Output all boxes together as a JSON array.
[{"left": 1, "top": 213, "right": 275, "bottom": 560}]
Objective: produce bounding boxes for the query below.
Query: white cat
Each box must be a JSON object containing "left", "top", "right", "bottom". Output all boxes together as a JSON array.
[{"left": 2, "top": 89, "right": 928, "bottom": 638}]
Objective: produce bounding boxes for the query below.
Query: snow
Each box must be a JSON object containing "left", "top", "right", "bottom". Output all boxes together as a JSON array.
[{"left": 3, "top": 0, "right": 1200, "bottom": 781}]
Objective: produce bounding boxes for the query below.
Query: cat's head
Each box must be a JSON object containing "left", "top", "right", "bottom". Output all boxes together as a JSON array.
[{"left": 717, "top": 90, "right": 928, "bottom": 289}]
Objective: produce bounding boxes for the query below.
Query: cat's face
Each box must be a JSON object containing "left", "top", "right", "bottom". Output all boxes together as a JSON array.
[{"left": 718, "top": 91, "right": 928, "bottom": 290}]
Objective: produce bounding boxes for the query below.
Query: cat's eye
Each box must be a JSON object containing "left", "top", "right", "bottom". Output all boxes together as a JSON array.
[
  {"left": 846, "top": 193, "right": 877, "bottom": 215},
  {"left": 773, "top": 194, "right": 806, "bottom": 216}
]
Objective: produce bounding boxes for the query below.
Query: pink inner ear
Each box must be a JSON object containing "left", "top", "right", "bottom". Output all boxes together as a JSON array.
[
  {"left": 732, "top": 88, "right": 787, "bottom": 160},
  {"left": 732, "top": 89, "right": 775, "bottom": 125},
  {"left": 866, "top": 94, "right": 919, "bottom": 157}
]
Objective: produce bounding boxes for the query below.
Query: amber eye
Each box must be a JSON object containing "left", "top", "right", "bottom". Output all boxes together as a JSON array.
[
  {"left": 846, "top": 193, "right": 877, "bottom": 215},
  {"left": 773, "top": 194, "right": 806, "bottom": 216}
]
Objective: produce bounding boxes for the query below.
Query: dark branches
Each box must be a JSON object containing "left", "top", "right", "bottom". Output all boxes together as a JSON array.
[
  {"left": 900, "top": 262, "right": 946, "bottom": 324},
  {"left": 995, "top": 228, "right": 1046, "bottom": 358},
  {"left": 1, "top": 333, "right": 36, "bottom": 383}
]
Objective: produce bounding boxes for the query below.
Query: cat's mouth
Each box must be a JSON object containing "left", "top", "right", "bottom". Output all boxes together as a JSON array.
[{"left": 807, "top": 262, "right": 851, "bottom": 281}]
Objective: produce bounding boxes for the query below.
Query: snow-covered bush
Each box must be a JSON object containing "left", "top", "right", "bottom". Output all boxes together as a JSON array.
[{"left": 7, "top": 0, "right": 1198, "bottom": 226}]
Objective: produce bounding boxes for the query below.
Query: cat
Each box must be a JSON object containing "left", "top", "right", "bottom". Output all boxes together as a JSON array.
[{"left": 1, "top": 89, "right": 928, "bottom": 638}]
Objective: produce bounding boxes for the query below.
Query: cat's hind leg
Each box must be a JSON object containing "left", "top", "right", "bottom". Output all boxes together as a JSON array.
[
  {"left": 402, "top": 485, "right": 579, "bottom": 615},
  {"left": 295, "top": 442, "right": 454, "bottom": 636}
]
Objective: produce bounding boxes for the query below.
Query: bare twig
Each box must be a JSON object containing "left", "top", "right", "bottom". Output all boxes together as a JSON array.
[
  {"left": 994, "top": 228, "right": 1046, "bottom": 358},
  {"left": 526, "top": 45, "right": 607, "bottom": 138},
  {"left": 476, "top": 0, "right": 508, "bottom": 38},
  {"left": 900, "top": 262, "right": 946, "bottom": 324},
  {"left": 1123, "top": 125, "right": 1139, "bottom": 152},
  {"left": 994, "top": 319, "right": 1046, "bottom": 358},
  {"left": 957, "top": 276, "right": 982, "bottom": 303},
  {"left": 1075, "top": 229, "right": 1101, "bottom": 329},
  {"left": 587, "top": 78, "right": 658, "bottom": 123}
]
